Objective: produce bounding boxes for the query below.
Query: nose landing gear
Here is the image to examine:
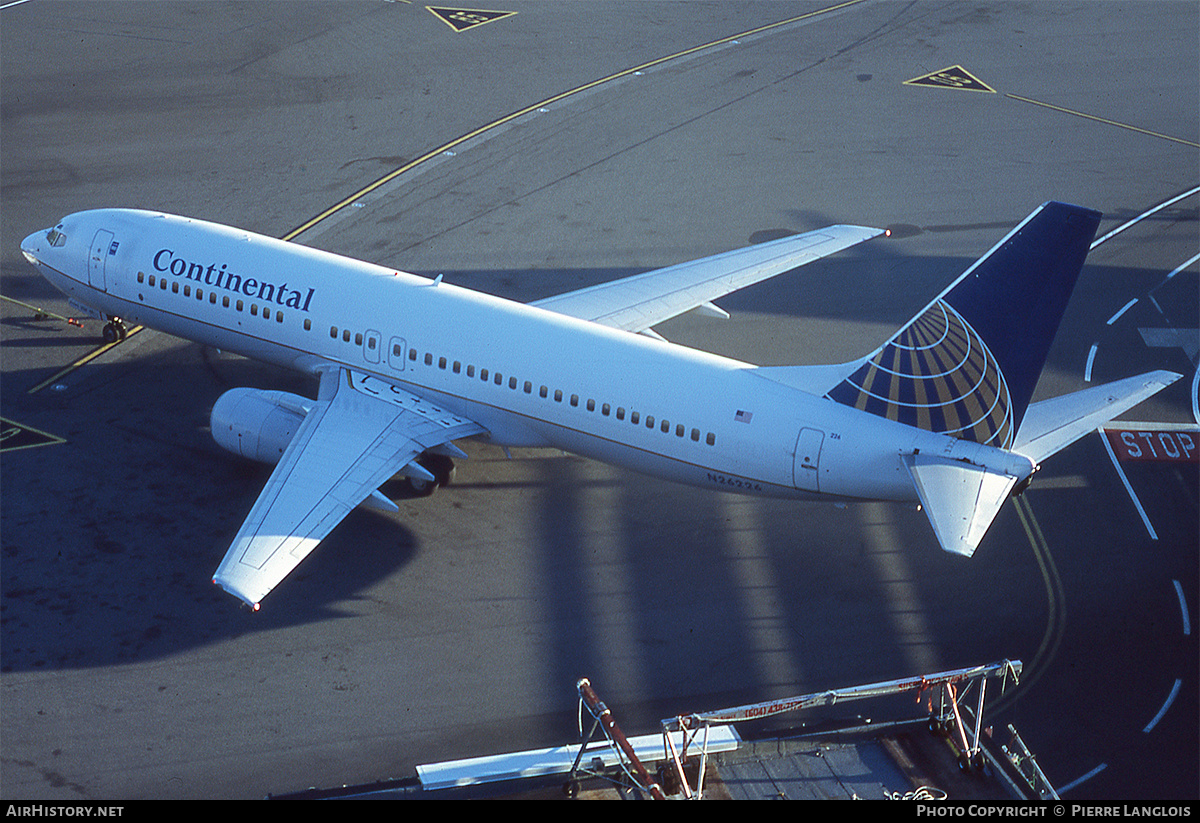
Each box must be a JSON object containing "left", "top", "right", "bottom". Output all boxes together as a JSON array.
[{"left": 102, "top": 318, "right": 129, "bottom": 344}]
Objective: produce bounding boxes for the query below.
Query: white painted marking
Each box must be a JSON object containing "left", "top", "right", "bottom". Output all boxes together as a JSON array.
[
  {"left": 1192, "top": 366, "right": 1199, "bottom": 425},
  {"left": 1091, "top": 187, "right": 1200, "bottom": 250},
  {"left": 1084, "top": 343, "right": 1098, "bottom": 382},
  {"left": 1143, "top": 678, "right": 1182, "bottom": 733},
  {"left": 1164, "top": 252, "right": 1200, "bottom": 282},
  {"left": 1174, "top": 579, "right": 1191, "bottom": 636},
  {"left": 1098, "top": 431, "right": 1158, "bottom": 540},
  {"left": 1057, "top": 762, "right": 1107, "bottom": 795},
  {"left": 1106, "top": 298, "right": 1138, "bottom": 325}
]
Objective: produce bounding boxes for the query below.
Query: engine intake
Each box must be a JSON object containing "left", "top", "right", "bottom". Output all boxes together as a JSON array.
[{"left": 210, "top": 388, "right": 312, "bottom": 464}]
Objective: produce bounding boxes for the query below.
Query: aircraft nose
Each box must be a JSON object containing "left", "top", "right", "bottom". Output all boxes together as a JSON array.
[{"left": 20, "top": 230, "right": 44, "bottom": 265}]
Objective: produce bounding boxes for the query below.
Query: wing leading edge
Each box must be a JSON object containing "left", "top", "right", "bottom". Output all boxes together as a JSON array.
[
  {"left": 530, "top": 225, "right": 884, "bottom": 333},
  {"left": 212, "top": 368, "right": 485, "bottom": 608}
]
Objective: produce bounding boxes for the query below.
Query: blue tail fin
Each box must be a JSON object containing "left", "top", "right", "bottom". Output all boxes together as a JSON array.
[{"left": 825, "top": 202, "right": 1102, "bottom": 448}]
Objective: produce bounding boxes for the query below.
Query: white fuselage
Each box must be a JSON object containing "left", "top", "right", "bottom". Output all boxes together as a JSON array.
[{"left": 23, "top": 209, "right": 1028, "bottom": 506}]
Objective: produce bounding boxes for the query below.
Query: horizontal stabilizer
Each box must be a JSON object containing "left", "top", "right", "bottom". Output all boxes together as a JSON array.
[
  {"left": 1013, "top": 370, "right": 1182, "bottom": 464},
  {"left": 903, "top": 454, "right": 1019, "bottom": 558}
]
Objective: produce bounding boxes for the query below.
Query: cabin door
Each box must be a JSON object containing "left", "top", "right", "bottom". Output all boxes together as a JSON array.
[{"left": 792, "top": 427, "right": 824, "bottom": 492}]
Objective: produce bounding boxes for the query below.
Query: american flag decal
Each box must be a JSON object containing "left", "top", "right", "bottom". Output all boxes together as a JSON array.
[{"left": 735, "top": 410, "right": 753, "bottom": 424}]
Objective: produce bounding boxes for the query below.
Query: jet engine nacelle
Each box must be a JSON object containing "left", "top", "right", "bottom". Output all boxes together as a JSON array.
[{"left": 210, "top": 388, "right": 312, "bottom": 464}]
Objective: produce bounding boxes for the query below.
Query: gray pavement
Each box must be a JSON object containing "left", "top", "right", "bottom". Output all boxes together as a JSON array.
[{"left": 2, "top": 1, "right": 1196, "bottom": 800}]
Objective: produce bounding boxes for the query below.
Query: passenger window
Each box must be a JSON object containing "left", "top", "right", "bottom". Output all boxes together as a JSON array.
[
  {"left": 223, "top": 296, "right": 230, "bottom": 308},
  {"left": 250, "top": 304, "right": 258, "bottom": 316},
  {"left": 524, "top": 381, "right": 532, "bottom": 394},
  {"left": 690, "top": 428, "right": 700, "bottom": 441},
  {"left": 630, "top": 411, "right": 639, "bottom": 425},
  {"left": 425, "top": 352, "right": 434, "bottom": 366},
  {"left": 304, "top": 318, "right": 311, "bottom": 330},
  {"left": 586, "top": 399, "right": 595, "bottom": 412},
  {"left": 467, "top": 365, "right": 475, "bottom": 377},
  {"left": 439, "top": 357, "right": 447, "bottom": 369},
  {"left": 646, "top": 416, "right": 655, "bottom": 428},
  {"left": 494, "top": 373, "right": 503, "bottom": 385},
  {"left": 616, "top": 407, "right": 625, "bottom": 420},
  {"left": 601, "top": 403, "right": 610, "bottom": 416},
  {"left": 676, "top": 424, "right": 685, "bottom": 437},
  {"left": 330, "top": 326, "right": 339, "bottom": 338},
  {"left": 138, "top": 272, "right": 145, "bottom": 284},
  {"left": 236, "top": 300, "right": 244, "bottom": 311},
  {"left": 554, "top": 390, "right": 562, "bottom": 402},
  {"left": 509, "top": 377, "right": 517, "bottom": 390},
  {"left": 480, "top": 368, "right": 489, "bottom": 381},
  {"left": 172, "top": 282, "right": 179, "bottom": 293},
  {"left": 706, "top": 433, "right": 716, "bottom": 446},
  {"left": 661, "top": 420, "right": 670, "bottom": 433},
  {"left": 453, "top": 361, "right": 461, "bottom": 373},
  {"left": 355, "top": 333, "right": 363, "bottom": 346},
  {"left": 539, "top": 386, "right": 548, "bottom": 398},
  {"left": 183, "top": 285, "right": 191, "bottom": 297},
  {"left": 570, "top": 394, "right": 579, "bottom": 407}
]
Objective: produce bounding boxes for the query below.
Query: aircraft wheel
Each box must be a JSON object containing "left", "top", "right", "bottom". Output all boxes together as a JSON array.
[
  {"left": 424, "top": 453, "right": 456, "bottom": 487},
  {"left": 403, "top": 474, "right": 436, "bottom": 498},
  {"left": 402, "top": 454, "right": 455, "bottom": 497}
]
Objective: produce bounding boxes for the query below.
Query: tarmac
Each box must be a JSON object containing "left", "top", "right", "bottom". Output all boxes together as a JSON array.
[{"left": 2, "top": 0, "right": 1196, "bottom": 800}]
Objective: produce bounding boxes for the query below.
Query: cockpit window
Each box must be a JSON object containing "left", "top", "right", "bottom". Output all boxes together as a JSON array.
[{"left": 46, "top": 229, "right": 66, "bottom": 247}]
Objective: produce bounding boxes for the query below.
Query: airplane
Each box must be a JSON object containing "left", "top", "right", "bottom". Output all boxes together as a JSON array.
[{"left": 20, "top": 202, "right": 1179, "bottom": 610}]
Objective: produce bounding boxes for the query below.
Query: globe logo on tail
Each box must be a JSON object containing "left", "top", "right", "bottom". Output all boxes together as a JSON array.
[{"left": 826, "top": 299, "right": 1014, "bottom": 448}]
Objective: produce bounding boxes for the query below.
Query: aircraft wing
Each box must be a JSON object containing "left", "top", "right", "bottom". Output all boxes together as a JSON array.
[
  {"left": 212, "top": 368, "right": 485, "bottom": 608},
  {"left": 530, "top": 225, "right": 884, "bottom": 333}
]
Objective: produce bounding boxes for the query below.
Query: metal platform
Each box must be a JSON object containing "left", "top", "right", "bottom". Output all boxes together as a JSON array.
[{"left": 272, "top": 659, "right": 1057, "bottom": 800}]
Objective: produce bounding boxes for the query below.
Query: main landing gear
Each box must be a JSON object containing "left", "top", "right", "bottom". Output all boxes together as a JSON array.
[
  {"left": 102, "top": 317, "right": 129, "bottom": 344},
  {"left": 401, "top": 452, "right": 456, "bottom": 498}
]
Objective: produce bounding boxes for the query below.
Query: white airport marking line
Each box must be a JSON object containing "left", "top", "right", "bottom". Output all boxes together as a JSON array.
[
  {"left": 1098, "top": 431, "right": 1158, "bottom": 540},
  {"left": 1057, "top": 762, "right": 1107, "bottom": 795},
  {"left": 1106, "top": 298, "right": 1138, "bottom": 325},
  {"left": 1143, "top": 678, "right": 1182, "bottom": 734},
  {"left": 1192, "top": 366, "right": 1200, "bottom": 425},
  {"left": 1163, "top": 252, "right": 1200, "bottom": 283},
  {"left": 1090, "top": 186, "right": 1200, "bottom": 250},
  {"left": 1084, "top": 343, "right": 1098, "bottom": 382},
  {"left": 1174, "top": 579, "right": 1191, "bottom": 637}
]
